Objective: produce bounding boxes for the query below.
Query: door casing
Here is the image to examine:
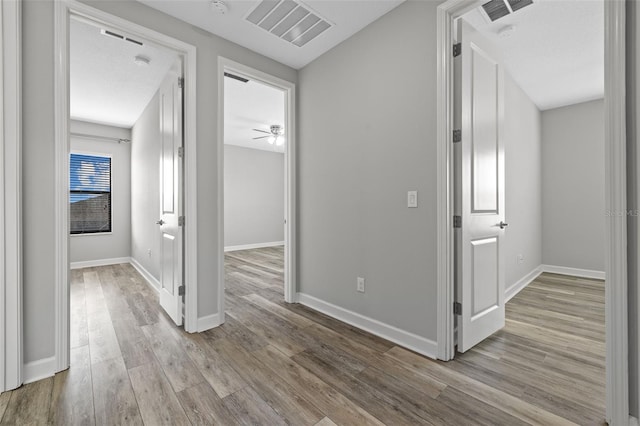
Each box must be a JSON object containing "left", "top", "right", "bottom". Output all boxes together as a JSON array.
[
  {"left": 217, "top": 57, "right": 297, "bottom": 325},
  {"left": 436, "top": 1, "right": 628, "bottom": 424}
]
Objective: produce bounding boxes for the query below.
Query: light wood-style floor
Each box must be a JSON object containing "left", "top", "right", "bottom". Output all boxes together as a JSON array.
[{"left": 0, "top": 247, "right": 604, "bottom": 425}]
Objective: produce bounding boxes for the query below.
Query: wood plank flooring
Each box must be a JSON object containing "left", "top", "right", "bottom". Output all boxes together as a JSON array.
[{"left": 0, "top": 247, "right": 605, "bottom": 425}]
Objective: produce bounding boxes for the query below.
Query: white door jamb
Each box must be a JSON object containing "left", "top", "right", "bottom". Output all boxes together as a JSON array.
[{"left": 0, "top": 0, "right": 23, "bottom": 392}]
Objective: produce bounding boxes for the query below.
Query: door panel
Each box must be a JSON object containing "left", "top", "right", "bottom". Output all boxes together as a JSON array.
[
  {"left": 471, "top": 47, "right": 499, "bottom": 213},
  {"left": 457, "top": 20, "right": 505, "bottom": 353},
  {"left": 471, "top": 237, "right": 499, "bottom": 318},
  {"left": 158, "top": 60, "right": 184, "bottom": 326}
]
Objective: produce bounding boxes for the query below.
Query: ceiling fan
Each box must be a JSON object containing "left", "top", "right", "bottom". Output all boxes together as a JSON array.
[{"left": 253, "top": 124, "right": 284, "bottom": 146}]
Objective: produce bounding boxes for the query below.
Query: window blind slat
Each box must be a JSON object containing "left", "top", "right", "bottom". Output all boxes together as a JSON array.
[{"left": 70, "top": 153, "right": 112, "bottom": 234}]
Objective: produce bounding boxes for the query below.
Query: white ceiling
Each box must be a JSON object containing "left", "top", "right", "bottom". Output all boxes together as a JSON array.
[
  {"left": 136, "top": 0, "right": 405, "bottom": 70},
  {"left": 224, "top": 76, "right": 286, "bottom": 153},
  {"left": 463, "top": 0, "right": 604, "bottom": 111},
  {"left": 70, "top": 18, "right": 178, "bottom": 128}
]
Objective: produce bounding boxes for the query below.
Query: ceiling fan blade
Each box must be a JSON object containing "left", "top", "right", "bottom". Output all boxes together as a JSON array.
[
  {"left": 252, "top": 129, "right": 271, "bottom": 134},
  {"left": 253, "top": 136, "right": 270, "bottom": 140}
]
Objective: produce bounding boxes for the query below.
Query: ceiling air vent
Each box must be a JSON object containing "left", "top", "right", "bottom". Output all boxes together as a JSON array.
[
  {"left": 246, "top": 0, "right": 332, "bottom": 47},
  {"left": 224, "top": 72, "right": 249, "bottom": 83},
  {"left": 481, "top": 0, "right": 533, "bottom": 22},
  {"left": 100, "top": 29, "right": 143, "bottom": 46},
  {"left": 507, "top": 0, "right": 533, "bottom": 12}
]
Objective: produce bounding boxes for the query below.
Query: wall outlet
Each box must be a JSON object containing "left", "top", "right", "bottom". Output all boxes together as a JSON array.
[
  {"left": 357, "top": 277, "right": 365, "bottom": 293},
  {"left": 516, "top": 254, "right": 524, "bottom": 264},
  {"left": 148, "top": 249, "right": 152, "bottom": 258}
]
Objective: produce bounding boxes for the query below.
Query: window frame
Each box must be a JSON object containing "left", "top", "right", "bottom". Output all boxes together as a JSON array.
[{"left": 69, "top": 150, "right": 114, "bottom": 236}]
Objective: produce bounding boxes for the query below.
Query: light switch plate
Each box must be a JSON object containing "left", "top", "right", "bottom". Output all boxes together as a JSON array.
[{"left": 408, "top": 190, "right": 418, "bottom": 208}]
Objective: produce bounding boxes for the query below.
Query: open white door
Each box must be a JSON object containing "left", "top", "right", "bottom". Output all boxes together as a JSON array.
[
  {"left": 158, "top": 60, "right": 184, "bottom": 326},
  {"left": 456, "top": 20, "right": 506, "bottom": 353}
]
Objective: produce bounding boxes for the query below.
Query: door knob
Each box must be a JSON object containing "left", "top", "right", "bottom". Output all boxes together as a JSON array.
[
  {"left": 156, "top": 219, "right": 165, "bottom": 225},
  {"left": 498, "top": 221, "right": 508, "bottom": 229}
]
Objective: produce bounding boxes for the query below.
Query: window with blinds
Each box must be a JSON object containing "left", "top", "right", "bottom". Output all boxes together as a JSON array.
[{"left": 70, "top": 153, "right": 112, "bottom": 234}]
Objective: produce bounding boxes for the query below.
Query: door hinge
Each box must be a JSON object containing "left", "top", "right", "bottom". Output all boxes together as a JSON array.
[
  {"left": 453, "top": 43, "right": 462, "bottom": 57},
  {"left": 453, "top": 215, "right": 462, "bottom": 228},
  {"left": 454, "top": 302, "right": 462, "bottom": 315},
  {"left": 178, "top": 216, "right": 185, "bottom": 226},
  {"left": 453, "top": 129, "right": 462, "bottom": 143},
  {"left": 178, "top": 147, "right": 184, "bottom": 158},
  {"left": 178, "top": 285, "right": 185, "bottom": 296},
  {"left": 178, "top": 77, "right": 184, "bottom": 88}
]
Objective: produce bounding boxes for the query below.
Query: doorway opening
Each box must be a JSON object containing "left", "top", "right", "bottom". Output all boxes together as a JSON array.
[
  {"left": 437, "top": 0, "right": 626, "bottom": 423},
  {"left": 54, "top": 1, "right": 199, "bottom": 374},
  {"left": 217, "top": 58, "right": 297, "bottom": 324}
]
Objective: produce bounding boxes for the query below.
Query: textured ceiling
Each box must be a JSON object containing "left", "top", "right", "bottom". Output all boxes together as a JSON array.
[
  {"left": 136, "top": 0, "right": 405, "bottom": 69},
  {"left": 463, "top": 0, "right": 603, "bottom": 111},
  {"left": 224, "top": 76, "right": 286, "bottom": 153},
  {"left": 70, "top": 18, "right": 178, "bottom": 128}
]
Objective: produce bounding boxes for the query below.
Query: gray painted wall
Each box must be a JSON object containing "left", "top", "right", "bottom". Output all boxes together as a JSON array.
[
  {"left": 22, "top": 0, "right": 296, "bottom": 364},
  {"left": 69, "top": 121, "right": 132, "bottom": 263},
  {"left": 298, "top": 1, "right": 439, "bottom": 339},
  {"left": 541, "top": 99, "right": 605, "bottom": 272},
  {"left": 627, "top": 0, "right": 639, "bottom": 416},
  {"left": 224, "top": 145, "right": 284, "bottom": 248},
  {"left": 503, "top": 74, "right": 542, "bottom": 289},
  {"left": 131, "top": 91, "right": 161, "bottom": 282}
]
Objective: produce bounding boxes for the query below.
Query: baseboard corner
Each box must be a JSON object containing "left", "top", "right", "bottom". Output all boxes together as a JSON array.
[
  {"left": 23, "top": 356, "right": 56, "bottom": 384},
  {"left": 196, "top": 313, "right": 221, "bottom": 332}
]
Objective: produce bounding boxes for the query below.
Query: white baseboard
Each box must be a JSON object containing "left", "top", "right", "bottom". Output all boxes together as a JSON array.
[
  {"left": 296, "top": 293, "right": 438, "bottom": 359},
  {"left": 506, "top": 266, "right": 542, "bottom": 302},
  {"left": 197, "top": 313, "right": 221, "bottom": 332},
  {"left": 130, "top": 258, "right": 160, "bottom": 293},
  {"left": 630, "top": 416, "right": 639, "bottom": 426},
  {"left": 541, "top": 264, "right": 605, "bottom": 280},
  {"left": 23, "top": 356, "right": 56, "bottom": 384},
  {"left": 70, "top": 256, "right": 131, "bottom": 270},
  {"left": 224, "top": 241, "right": 284, "bottom": 252}
]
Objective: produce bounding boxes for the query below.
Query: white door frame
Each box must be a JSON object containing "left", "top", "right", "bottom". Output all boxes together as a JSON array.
[
  {"left": 436, "top": 1, "right": 628, "bottom": 424},
  {"left": 217, "top": 57, "right": 297, "bottom": 323},
  {"left": 54, "top": 0, "right": 199, "bottom": 373},
  {"left": 0, "top": 0, "right": 23, "bottom": 392}
]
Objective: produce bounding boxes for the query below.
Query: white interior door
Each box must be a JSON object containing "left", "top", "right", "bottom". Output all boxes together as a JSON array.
[
  {"left": 456, "top": 20, "right": 506, "bottom": 353},
  {"left": 158, "top": 60, "right": 184, "bottom": 326}
]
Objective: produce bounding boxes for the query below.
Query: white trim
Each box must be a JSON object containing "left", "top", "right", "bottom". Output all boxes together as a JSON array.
[
  {"left": 218, "top": 57, "right": 298, "bottom": 322},
  {"left": 224, "top": 241, "right": 284, "bottom": 252},
  {"left": 197, "top": 313, "right": 221, "bottom": 332},
  {"left": 505, "top": 266, "right": 542, "bottom": 302},
  {"left": 297, "top": 293, "right": 438, "bottom": 359},
  {"left": 23, "top": 356, "right": 56, "bottom": 385},
  {"left": 541, "top": 265, "right": 605, "bottom": 281},
  {"left": 129, "top": 258, "right": 160, "bottom": 294},
  {"left": 630, "top": 416, "right": 639, "bottom": 426},
  {"left": 436, "top": 0, "right": 484, "bottom": 362},
  {"left": 604, "top": 1, "right": 629, "bottom": 424},
  {"left": 70, "top": 257, "right": 131, "bottom": 270},
  {"left": 55, "top": 1, "right": 199, "bottom": 374},
  {"left": 437, "top": 1, "right": 627, "bottom": 422},
  {"left": 0, "top": 0, "right": 22, "bottom": 392},
  {"left": 54, "top": 0, "right": 70, "bottom": 376}
]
